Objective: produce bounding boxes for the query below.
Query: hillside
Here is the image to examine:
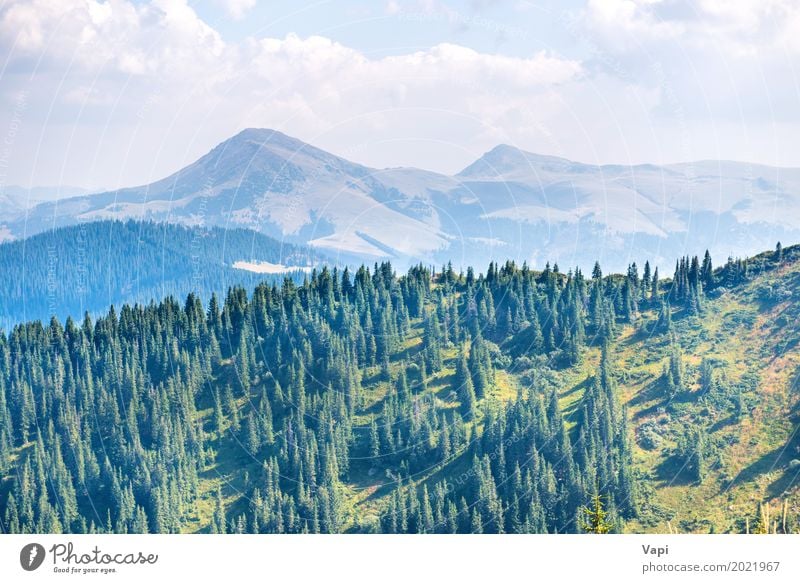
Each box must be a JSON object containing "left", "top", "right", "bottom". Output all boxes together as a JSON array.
[
  {"left": 4, "top": 129, "right": 800, "bottom": 272},
  {"left": 0, "top": 220, "right": 320, "bottom": 328},
  {"left": 622, "top": 246, "right": 800, "bottom": 532},
  {"left": 0, "top": 243, "right": 799, "bottom": 534}
]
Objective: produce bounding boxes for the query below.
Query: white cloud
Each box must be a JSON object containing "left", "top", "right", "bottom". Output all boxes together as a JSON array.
[
  {"left": 0, "top": 0, "right": 225, "bottom": 75},
  {"left": 0, "top": 0, "right": 798, "bottom": 192},
  {"left": 214, "top": 0, "right": 256, "bottom": 21},
  {"left": 580, "top": 0, "right": 800, "bottom": 154},
  {"left": 385, "top": 1, "right": 401, "bottom": 15},
  {"left": 0, "top": 0, "right": 582, "bottom": 188},
  {"left": 585, "top": 0, "right": 800, "bottom": 56}
]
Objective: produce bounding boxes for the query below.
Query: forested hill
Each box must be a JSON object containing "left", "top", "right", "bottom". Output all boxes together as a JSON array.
[
  {"left": 1, "top": 242, "right": 799, "bottom": 534},
  {"left": 0, "top": 220, "right": 319, "bottom": 328}
]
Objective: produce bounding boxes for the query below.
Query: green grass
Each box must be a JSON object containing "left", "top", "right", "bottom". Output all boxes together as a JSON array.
[{"left": 620, "top": 262, "right": 800, "bottom": 532}]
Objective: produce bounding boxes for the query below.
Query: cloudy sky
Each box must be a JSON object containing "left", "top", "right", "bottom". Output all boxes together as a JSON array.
[{"left": 1, "top": 0, "right": 798, "bottom": 191}]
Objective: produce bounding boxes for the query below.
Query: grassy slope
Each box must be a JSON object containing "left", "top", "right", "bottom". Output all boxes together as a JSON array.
[
  {"left": 621, "top": 260, "right": 800, "bottom": 533},
  {"left": 169, "top": 256, "right": 800, "bottom": 532}
]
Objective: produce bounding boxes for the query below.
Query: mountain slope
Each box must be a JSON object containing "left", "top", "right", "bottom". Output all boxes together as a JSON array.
[
  {"left": 455, "top": 148, "right": 800, "bottom": 270},
  {"left": 0, "top": 185, "right": 91, "bottom": 228},
  {"left": 621, "top": 249, "right": 800, "bottom": 532},
  {"left": 8, "top": 129, "right": 450, "bottom": 262},
  {"left": 1, "top": 242, "right": 799, "bottom": 534},
  {"left": 4, "top": 129, "right": 800, "bottom": 272},
  {"left": 0, "top": 219, "right": 320, "bottom": 327}
]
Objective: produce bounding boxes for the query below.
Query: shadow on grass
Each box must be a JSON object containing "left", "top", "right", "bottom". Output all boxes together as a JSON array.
[
  {"left": 560, "top": 374, "right": 592, "bottom": 402},
  {"left": 729, "top": 437, "right": 800, "bottom": 494},
  {"left": 629, "top": 378, "right": 666, "bottom": 411},
  {"left": 654, "top": 454, "right": 697, "bottom": 487},
  {"left": 767, "top": 466, "right": 800, "bottom": 498},
  {"left": 709, "top": 414, "right": 738, "bottom": 433}
]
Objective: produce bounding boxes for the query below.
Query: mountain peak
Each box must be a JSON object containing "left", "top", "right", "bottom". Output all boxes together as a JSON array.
[
  {"left": 457, "top": 144, "right": 577, "bottom": 178},
  {"left": 228, "top": 128, "right": 301, "bottom": 147},
  {"left": 194, "top": 128, "right": 365, "bottom": 179},
  {"left": 219, "top": 128, "right": 316, "bottom": 156}
]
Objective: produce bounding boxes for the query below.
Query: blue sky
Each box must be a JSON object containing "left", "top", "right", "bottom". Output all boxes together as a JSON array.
[
  {"left": 192, "top": 1, "right": 586, "bottom": 58},
  {"left": 0, "top": 0, "right": 798, "bottom": 191}
]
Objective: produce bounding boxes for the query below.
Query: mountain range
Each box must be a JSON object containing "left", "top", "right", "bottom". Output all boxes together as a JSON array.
[{"left": 4, "top": 128, "right": 799, "bottom": 272}]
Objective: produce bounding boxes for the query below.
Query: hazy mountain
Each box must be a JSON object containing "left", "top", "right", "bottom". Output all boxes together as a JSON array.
[
  {"left": 0, "top": 219, "right": 320, "bottom": 327},
  {"left": 0, "top": 185, "right": 94, "bottom": 241},
  {"left": 453, "top": 150, "right": 799, "bottom": 271},
  {"left": 2, "top": 184, "right": 91, "bottom": 201},
  {"left": 4, "top": 129, "right": 798, "bottom": 271},
  {"left": 0, "top": 184, "right": 91, "bottom": 211}
]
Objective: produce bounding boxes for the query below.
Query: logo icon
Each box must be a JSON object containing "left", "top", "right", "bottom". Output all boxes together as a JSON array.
[{"left": 20, "top": 543, "right": 46, "bottom": 571}]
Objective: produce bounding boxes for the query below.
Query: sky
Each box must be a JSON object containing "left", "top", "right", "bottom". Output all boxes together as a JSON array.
[{"left": 0, "top": 0, "right": 799, "bottom": 192}]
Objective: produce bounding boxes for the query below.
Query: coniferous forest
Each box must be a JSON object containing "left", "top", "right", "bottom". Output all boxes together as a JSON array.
[
  {"left": 0, "top": 220, "right": 318, "bottom": 329},
  {"left": 1, "top": 239, "right": 800, "bottom": 534}
]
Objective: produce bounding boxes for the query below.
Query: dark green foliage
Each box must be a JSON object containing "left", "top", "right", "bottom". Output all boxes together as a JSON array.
[
  {"left": 0, "top": 253, "right": 643, "bottom": 534},
  {"left": 380, "top": 344, "right": 637, "bottom": 533},
  {"left": 656, "top": 298, "right": 672, "bottom": 333},
  {"left": 674, "top": 427, "right": 709, "bottom": 483},
  {"left": 663, "top": 343, "right": 685, "bottom": 400},
  {"left": 670, "top": 255, "right": 704, "bottom": 314}
]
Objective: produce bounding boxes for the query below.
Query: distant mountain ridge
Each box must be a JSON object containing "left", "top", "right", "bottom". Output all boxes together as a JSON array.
[
  {"left": 4, "top": 128, "right": 799, "bottom": 272},
  {"left": 0, "top": 219, "right": 320, "bottom": 327},
  {"left": 0, "top": 185, "right": 92, "bottom": 236}
]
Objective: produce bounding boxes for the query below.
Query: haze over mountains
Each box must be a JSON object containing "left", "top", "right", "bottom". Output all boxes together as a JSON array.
[
  {"left": 4, "top": 128, "right": 798, "bottom": 272},
  {"left": 0, "top": 220, "right": 319, "bottom": 327},
  {"left": 0, "top": 185, "right": 92, "bottom": 237}
]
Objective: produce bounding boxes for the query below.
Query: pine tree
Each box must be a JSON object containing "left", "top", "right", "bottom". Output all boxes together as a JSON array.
[
  {"left": 579, "top": 491, "right": 613, "bottom": 534},
  {"left": 211, "top": 487, "right": 226, "bottom": 534}
]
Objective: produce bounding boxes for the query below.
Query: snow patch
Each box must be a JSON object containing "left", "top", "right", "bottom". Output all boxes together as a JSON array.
[{"left": 232, "top": 260, "right": 314, "bottom": 274}]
